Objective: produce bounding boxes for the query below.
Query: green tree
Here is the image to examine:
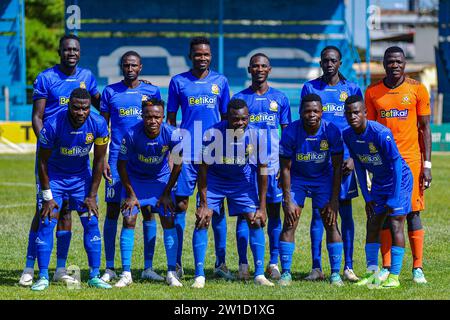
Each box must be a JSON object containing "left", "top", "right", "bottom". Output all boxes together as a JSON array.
[{"left": 25, "top": 0, "right": 64, "bottom": 84}]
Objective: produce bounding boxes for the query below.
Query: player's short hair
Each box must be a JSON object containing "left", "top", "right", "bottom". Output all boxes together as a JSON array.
[
  {"left": 59, "top": 34, "right": 80, "bottom": 50},
  {"left": 320, "top": 45, "right": 342, "bottom": 60},
  {"left": 300, "top": 93, "right": 322, "bottom": 110},
  {"left": 249, "top": 52, "right": 270, "bottom": 65},
  {"left": 142, "top": 97, "right": 165, "bottom": 110},
  {"left": 70, "top": 88, "right": 91, "bottom": 101},
  {"left": 190, "top": 36, "right": 210, "bottom": 54},
  {"left": 228, "top": 98, "right": 248, "bottom": 113},
  {"left": 120, "top": 50, "right": 142, "bottom": 65},
  {"left": 384, "top": 46, "right": 405, "bottom": 59},
  {"left": 344, "top": 95, "right": 364, "bottom": 108}
]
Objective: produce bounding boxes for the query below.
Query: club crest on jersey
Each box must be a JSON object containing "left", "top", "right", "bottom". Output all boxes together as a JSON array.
[
  {"left": 320, "top": 140, "right": 329, "bottom": 151},
  {"left": 269, "top": 100, "right": 278, "bottom": 112},
  {"left": 142, "top": 95, "right": 148, "bottom": 102},
  {"left": 85, "top": 133, "right": 94, "bottom": 144},
  {"left": 211, "top": 84, "right": 220, "bottom": 95},
  {"left": 368, "top": 142, "right": 378, "bottom": 154},
  {"left": 401, "top": 95, "right": 411, "bottom": 105},
  {"left": 161, "top": 145, "right": 169, "bottom": 154},
  {"left": 80, "top": 81, "right": 86, "bottom": 89},
  {"left": 339, "top": 91, "right": 348, "bottom": 102}
]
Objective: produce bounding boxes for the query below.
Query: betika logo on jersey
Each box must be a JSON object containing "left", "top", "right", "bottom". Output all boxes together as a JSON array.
[
  {"left": 322, "top": 103, "right": 344, "bottom": 114},
  {"left": 250, "top": 112, "right": 276, "bottom": 125},
  {"left": 138, "top": 154, "right": 164, "bottom": 164},
  {"left": 59, "top": 96, "right": 70, "bottom": 106},
  {"left": 60, "top": 146, "right": 91, "bottom": 157},
  {"left": 296, "top": 152, "right": 326, "bottom": 163},
  {"left": 380, "top": 109, "right": 408, "bottom": 119},
  {"left": 188, "top": 96, "right": 217, "bottom": 106},
  {"left": 119, "top": 106, "right": 141, "bottom": 118},
  {"left": 357, "top": 154, "right": 383, "bottom": 166}
]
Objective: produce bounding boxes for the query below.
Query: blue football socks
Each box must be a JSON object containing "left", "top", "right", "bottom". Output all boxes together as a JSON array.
[
  {"left": 249, "top": 227, "right": 266, "bottom": 276},
  {"left": 25, "top": 230, "right": 38, "bottom": 269},
  {"left": 163, "top": 228, "right": 178, "bottom": 272},
  {"left": 192, "top": 228, "right": 208, "bottom": 277},
  {"left": 56, "top": 230, "right": 71, "bottom": 269},
  {"left": 365, "top": 242, "right": 381, "bottom": 269},
  {"left": 212, "top": 209, "right": 227, "bottom": 268},
  {"left": 339, "top": 203, "right": 355, "bottom": 269},
  {"left": 143, "top": 219, "right": 156, "bottom": 269},
  {"left": 235, "top": 215, "right": 249, "bottom": 265},
  {"left": 268, "top": 215, "right": 282, "bottom": 265},
  {"left": 119, "top": 227, "right": 135, "bottom": 273},
  {"left": 80, "top": 215, "right": 102, "bottom": 278},
  {"left": 103, "top": 217, "right": 118, "bottom": 269},
  {"left": 279, "top": 241, "right": 295, "bottom": 274},
  {"left": 174, "top": 211, "right": 186, "bottom": 266},
  {"left": 310, "top": 208, "right": 324, "bottom": 270},
  {"left": 36, "top": 217, "right": 57, "bottom": 279},
  {"left": 327, "top": 242, "right": 343, "bottom": 274},
  {"left": 390, "top": 246, "right": 405, "bottom": 276}
]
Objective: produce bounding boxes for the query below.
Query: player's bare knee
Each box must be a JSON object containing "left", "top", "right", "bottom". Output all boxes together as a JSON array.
[
  {"left": 123, "top": 215, "right": 137, "bottom": 229},
  {"left": 407, "top": 211, "right": 422, "bottom": 231},
  {"left": 176, "top": 199, "right": 189, "bottom": 212},
  {"left": 160, "top": 216, "right": 175, "bottom": 229},
  {"left": 267, "top": 203, "right": 281, "bottom": 219},
  {"left": 142, "top": 207, "right": 155, "bottom": 221}
]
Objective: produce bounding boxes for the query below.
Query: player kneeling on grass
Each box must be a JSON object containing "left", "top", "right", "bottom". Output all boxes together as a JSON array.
[
  {"left": 343, "top": 95, "right": 412, "bottom": 289},
  {"left": 32, "top": 88, "right": 110, "bottom": 291},
  {"left": 278, "top": 93, "right": 345, "bottom": 287},
  {"left": 192, "top": 98, "right": 274, "bottom": 288},
  {"left": 115, "top": 98, "right": 183, "bottom": 288}
]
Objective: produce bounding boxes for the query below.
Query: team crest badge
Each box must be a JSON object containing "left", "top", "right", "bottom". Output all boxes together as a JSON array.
[
  {"left": 142, "top": 95, "right": 148, "bottom": 102},
  {"left": 80, "top": 81, "right": 86, "bottom": 89},
  {"left": 85, "top": 133, "right": 94, "bottom": 144},
  {"left": 320, "top": 140, "right": 329, "bottom": 151},
  {"left": 269, "top": 101, "right": 278, "bottom": 112},
  {"left": 161, "top": 145, "right": 169, "bottom": 154},
  {"left": 211, "top": 84, "right": 220, "bottom": 95},
  {"left": 368, "top": 142, "right": 378, "bottom": 153},
  {"left": 339, "top": 91, "right": 348, "bottom": 102},
  {"left": 401, "top": 95, "right": 411, "bottom": 105}
]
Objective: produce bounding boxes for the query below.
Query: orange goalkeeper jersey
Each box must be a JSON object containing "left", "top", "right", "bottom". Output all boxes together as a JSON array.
[{"left": 365, "top": 78, "right": 430, "bottom": 162}]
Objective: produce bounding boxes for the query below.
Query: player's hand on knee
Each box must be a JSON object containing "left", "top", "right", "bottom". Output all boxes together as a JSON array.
[
  {"left": 342, "top": 158, "right": 354, "bottom": 176},
  {"left": 157, "top": 192, "right": 175, "bottom": 217},
  {"left": 121, "top": 196, "right": 140, "bottom": 216},
  {"left": 195, "top": 206, "right": 212, "bottom": 229},
  {"left": 41, "top": 199, "right": 59, "bottom": 220},
  {"left": 251, "top": 209, "right": 267, "bottom": 227},
  {"left": 283, "top": 201, "right": 298, "bottom": 227},
  {"left": 321, "top": 202, "right": 337, "bottom": 226},
  {"left": 84, "top": 196, "right": 99, "bottom": 219}
]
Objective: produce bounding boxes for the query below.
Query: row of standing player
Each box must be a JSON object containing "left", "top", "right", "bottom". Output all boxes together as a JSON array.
[{"left": 19, "top": 34, "right": 431, "bottom": 290}]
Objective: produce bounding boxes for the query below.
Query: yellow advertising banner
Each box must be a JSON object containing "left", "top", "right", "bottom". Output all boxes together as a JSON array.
[{"left": 0, "top": 122, "right": 36, "bottom": 143}]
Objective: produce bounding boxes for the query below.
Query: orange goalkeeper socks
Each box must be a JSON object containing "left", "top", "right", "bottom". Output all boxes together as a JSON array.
[
  {"left": 380, "top": 229, "right": 392, "bottom": 268},
  {"left": 409, "top": 229, "right": 425, "bottom": 269}
]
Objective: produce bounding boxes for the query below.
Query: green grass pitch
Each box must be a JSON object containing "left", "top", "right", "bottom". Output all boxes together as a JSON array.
[{"left": 0, "top": 154, "right": 449, "bottom": 300}]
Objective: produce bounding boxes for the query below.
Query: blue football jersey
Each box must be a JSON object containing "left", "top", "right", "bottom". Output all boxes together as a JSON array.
[
  {"left": 38, "top": 111, "right": 109, "bottom": 178},
  {"left": 33, "top": 65, "right": 99, "bottom": 121},
  {"left": 202, "top": 121, "right": 260, "bottom": 184},
  {"left": 100, "top": 81, "right": 161, "bottom": 164},
  {"left": 301, "top": 78, "right": 362, "bottom": 159},
  {"left": 279, "top": 119, "right": 343, "bottom": 186},
  {"left": 232, "top": 86, "right": 291, "bottom": 173},
  {"left": 343, "top": 120, "right": 407, "bottom": 193},
  {"left": 167, "top": 70, "right": 230, "bottom": 161},
  {"left": 118, "top": 122, "right": 179, "bottom": 183}
]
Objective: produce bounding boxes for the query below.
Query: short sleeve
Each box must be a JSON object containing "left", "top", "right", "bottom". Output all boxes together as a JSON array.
[
  {"left": 167, "top": 78, "right": 179, "bottom": 113},
  {"left": 38, "top": 123, "right": 56, "bottom": 149},
  {"left": 351, "top": 83, "right": 363, "bottom": 97},
  {"left": 378, "top": 129, "right": 401, "bottom": 162},
  {"left": 118, "top": 134, "right": 132, "bottom": 161},
  {"left": 279, "top": 125, "right": 295, "bottom": 159},
  {"left": 219, "top": 78, "right": 231, "bottom": 115},
  {"left": 100, "top": 87, "right": 111, "bottom": 113},
  {"left": 279, "top": 95, "right": 292, "bottom": 125},
  {"left": 32, "top": 73, "right": 48, "bottom": 101},
  {"left": 153, "top": 86, "right": 162, "bottom": 100},
  {"left": 328, "top": 124, "right": 344, "bottom": 155},
  {"left": 88, "top": 73, "right": 99, "bottom": 97},
  {"left": 365, "top": 88, "right": 377, "bottom": 121},
  {"left": 416, "top": 83, "right": 431, "bottom": 116},
  {"left": 94, "top": 117, "right": 110, "bottom": 145}
]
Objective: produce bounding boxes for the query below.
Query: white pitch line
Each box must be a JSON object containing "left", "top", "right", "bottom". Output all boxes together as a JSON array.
[
  {"left": 0, "top": 182, "right": 34, "bottom": 187},
  {"left": 0, "top": 203, "right": 34, "bottom": 209}
]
